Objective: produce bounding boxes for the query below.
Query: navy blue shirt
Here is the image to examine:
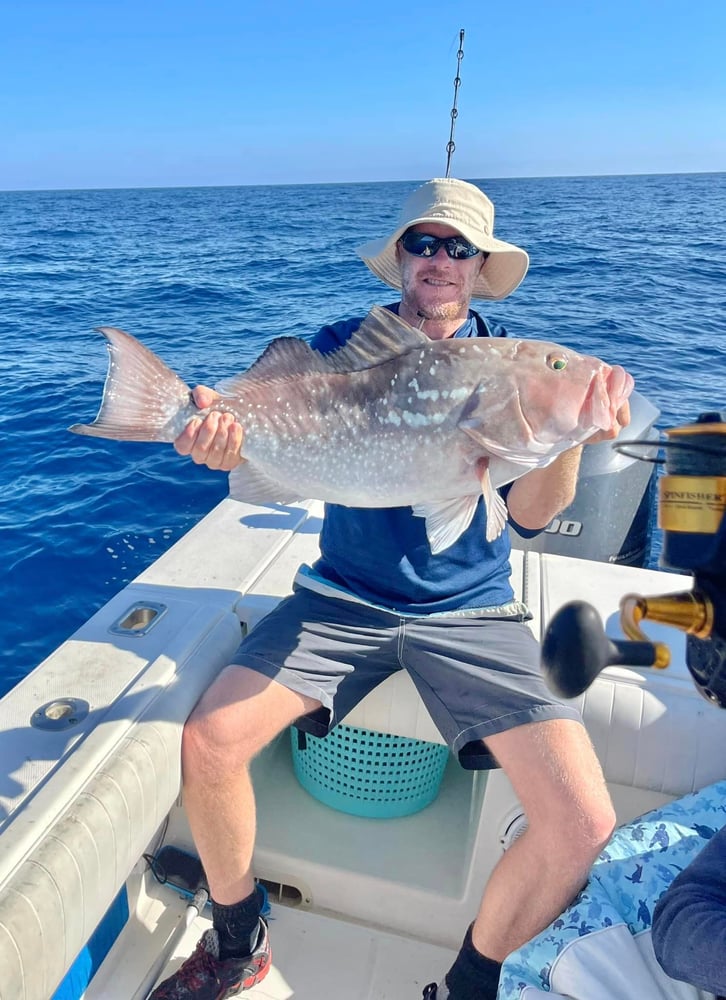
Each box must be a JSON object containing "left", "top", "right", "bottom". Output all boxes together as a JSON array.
[
  {"left": 308, "top": 304, "right": 538, "bottom": 615},
  {"left": 652, "top": 824, "right": 726, "bottom": 994}
]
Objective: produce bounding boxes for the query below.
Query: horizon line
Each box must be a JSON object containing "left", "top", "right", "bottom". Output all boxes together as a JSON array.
[{"left": 1, "top": 169, "right": 724, "bottom": 196}]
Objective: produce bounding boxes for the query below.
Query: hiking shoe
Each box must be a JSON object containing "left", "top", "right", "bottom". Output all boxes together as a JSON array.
[
  {"left": 149, "top": 919, "right": 271, "bottom": 999},
  {"left": 422, "top": 983, "right": 447, "bottom": 999}
]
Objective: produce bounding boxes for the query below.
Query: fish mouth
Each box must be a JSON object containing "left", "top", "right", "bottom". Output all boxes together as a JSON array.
[{"left": 582, "top": 365, "right": 634, "bottom": 431}]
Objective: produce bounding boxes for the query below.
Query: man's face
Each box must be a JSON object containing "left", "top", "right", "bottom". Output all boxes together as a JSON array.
[{"left": 396, "top": 223, "right": 485, "bottom": 323}]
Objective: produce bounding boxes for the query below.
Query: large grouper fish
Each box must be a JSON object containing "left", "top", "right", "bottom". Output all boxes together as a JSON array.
[{"left": 70, "top": 305, "right": 633, "bottom": 554}]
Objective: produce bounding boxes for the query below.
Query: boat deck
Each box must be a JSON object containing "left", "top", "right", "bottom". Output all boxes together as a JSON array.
[{"left": 90, "top": 884, "right": 455, "bottom": 999}]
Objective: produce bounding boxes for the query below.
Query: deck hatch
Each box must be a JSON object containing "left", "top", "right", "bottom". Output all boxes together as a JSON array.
[{"left": 109, "top": 601, "right": 168, "bottom": 636}]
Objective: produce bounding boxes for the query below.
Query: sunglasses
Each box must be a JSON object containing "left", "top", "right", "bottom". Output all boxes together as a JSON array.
[{"left": 399, "top": 231, "right": 484, "bottom": 260}]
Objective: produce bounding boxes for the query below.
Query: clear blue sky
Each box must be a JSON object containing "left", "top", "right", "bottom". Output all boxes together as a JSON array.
[{"left": 2, "top": 0, "right": 724, "bottom": 190}]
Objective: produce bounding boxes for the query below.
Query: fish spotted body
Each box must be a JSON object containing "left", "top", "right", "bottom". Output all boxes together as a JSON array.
[{"left": 70, "top": 306, "right": 633, "bottom": 553}]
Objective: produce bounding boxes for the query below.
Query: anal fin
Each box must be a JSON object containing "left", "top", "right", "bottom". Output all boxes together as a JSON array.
[{"left": 228, "top": 462, "right": 304, "bottom": 506}]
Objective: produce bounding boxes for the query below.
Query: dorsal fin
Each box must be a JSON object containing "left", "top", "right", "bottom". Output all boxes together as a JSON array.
[
  {"left": 215, "top": 337, "right": 329, "bottom": 394},
  {"left": 215, "top": 306, "right": 429, "bottom": 395},
  {"left": 321, "top": 305, "right": 430, "bottom": 372}
]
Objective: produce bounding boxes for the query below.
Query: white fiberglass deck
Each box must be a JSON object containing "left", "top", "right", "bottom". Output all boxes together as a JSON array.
[{"left": 91, "top": 884, "right": 456, "bottom": 1000}]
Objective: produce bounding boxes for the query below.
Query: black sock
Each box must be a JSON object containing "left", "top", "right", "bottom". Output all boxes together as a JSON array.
[
  {"left": 212, "top": 886, "right": 263, "bottom": 960},
  {"left": 444, "top": 923, "right": 502, "bottom": 1000}
]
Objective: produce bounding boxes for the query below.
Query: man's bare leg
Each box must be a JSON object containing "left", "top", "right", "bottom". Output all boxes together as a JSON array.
[
  {"left": 472, "top": 718, "right": 615, "bottom": 960},
  {"left": 180, "top": 664, "right": 321, "bottom": 904}
]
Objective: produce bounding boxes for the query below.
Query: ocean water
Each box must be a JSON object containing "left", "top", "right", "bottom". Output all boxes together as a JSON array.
[{"left": 1, "top": 174, "right": 724, "bottom": 697}]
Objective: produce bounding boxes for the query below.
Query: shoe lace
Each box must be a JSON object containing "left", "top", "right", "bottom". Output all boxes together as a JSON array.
[{"left": 176, "top": 937, "right": 221, "bottom": 985}]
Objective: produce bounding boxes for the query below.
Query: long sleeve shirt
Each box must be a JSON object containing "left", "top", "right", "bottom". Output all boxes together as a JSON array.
[{"left": 651, "top": 824, "right": 726, "bottom": 996}]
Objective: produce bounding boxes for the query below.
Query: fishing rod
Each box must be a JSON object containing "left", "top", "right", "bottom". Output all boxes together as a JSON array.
[{"left": 445, "top": 28, "right": 465, "bottom": 177}]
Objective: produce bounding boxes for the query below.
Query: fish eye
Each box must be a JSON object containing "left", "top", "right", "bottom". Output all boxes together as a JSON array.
[{"left": 548, "top": 354, "right": 568, "bottom": 371}]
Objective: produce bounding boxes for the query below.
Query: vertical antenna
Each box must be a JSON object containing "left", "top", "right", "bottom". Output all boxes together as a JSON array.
[{"left": 445, "top": 29, "right": 465, "bottom": 178}]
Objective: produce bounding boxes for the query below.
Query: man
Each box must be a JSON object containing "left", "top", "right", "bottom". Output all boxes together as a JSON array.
[
  {"left": 150, "top": 177, "right": 626, "bottom": 1000},
  {"left": 651, "top": 824, "right": 726, "bottom": 996}
]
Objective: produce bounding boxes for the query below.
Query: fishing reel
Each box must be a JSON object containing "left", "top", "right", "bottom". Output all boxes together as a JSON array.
[{"left": 542, "top": 413, "right": 726, "bottom": 707}]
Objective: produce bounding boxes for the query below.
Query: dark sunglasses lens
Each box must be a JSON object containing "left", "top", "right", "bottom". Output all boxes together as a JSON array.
[
  {"left": 401, "top": 232, "right": 438, "bottom": 256},
  {"left": 401, "top": 232, "right": 480, "bottom": 259},
  {"left": 449, "top": 238, "right": 480, "bottom": 259}
]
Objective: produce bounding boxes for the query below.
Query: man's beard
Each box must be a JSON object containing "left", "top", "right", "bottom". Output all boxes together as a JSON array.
[
  {"left": 415, "top": 298, "right": 467, "bottom": 322},
  {"left": 398, "top": 261, "right": 474, "bottom": 326}
]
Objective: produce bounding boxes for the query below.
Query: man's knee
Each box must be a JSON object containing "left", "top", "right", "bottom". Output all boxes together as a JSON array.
[
  {"left": 540, "top": 760, "right": 616, "bottom": 861},
  {"left": 181, "top": 667, "right": 271, "bottom": 771},
  {"left": 181, "top": 694, "right": 256, "bottom": 777},
  {"left": 522, "top": 793, "right": 614, "bottom": 882},
  {"left": 181, "top": 664, "right": 320, "bottom": 775},
  {"left": 493, "top": 719, "right": 616, "bottom": 863},
  {"left": 575, "top": 797, "right": 616, "bottom": 859}
]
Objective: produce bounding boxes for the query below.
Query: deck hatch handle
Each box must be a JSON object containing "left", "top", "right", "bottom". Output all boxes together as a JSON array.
[{"left": 109, "top": 601, "right": 168, "bottom": 637}]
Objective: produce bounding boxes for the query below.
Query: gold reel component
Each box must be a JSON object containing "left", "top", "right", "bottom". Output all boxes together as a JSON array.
[{"left": 619, "top": 589, "right": 715, "bottom": 670}]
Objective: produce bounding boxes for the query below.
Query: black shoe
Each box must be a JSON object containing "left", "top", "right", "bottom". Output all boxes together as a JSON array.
[
  {"left": 422, "top": 984, "right": 446, "bottom": 999},
  {"left": 149, "top": 919, "right": 271, "bottom": 998}
]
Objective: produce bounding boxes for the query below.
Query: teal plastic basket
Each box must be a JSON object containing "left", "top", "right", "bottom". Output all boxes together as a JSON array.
[{"left": 290, "top": 724, "right": 449, "bottom": 818}]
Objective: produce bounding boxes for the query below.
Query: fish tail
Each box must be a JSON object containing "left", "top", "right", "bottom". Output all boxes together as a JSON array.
[{"left": 69, "top": 326, "right": 194, "bottom": 442}]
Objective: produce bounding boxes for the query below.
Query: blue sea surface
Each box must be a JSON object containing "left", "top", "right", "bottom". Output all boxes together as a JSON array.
[{"left": 1, "top": 174, "right": 725, "bottom": 697}]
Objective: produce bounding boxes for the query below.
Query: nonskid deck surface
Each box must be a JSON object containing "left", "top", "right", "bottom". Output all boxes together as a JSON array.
[{"left": 152, "top": 900, "right": 455, "bottom": 999}]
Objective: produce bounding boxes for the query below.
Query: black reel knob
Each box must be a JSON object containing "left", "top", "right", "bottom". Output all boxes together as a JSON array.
[{"left": 542, "top": 600, "right": 659, "bottom": 699}]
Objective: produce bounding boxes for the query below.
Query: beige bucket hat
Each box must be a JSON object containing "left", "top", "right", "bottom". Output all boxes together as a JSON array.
[{"left": 357, "top": 177, "right": 529, "bottom": 301}]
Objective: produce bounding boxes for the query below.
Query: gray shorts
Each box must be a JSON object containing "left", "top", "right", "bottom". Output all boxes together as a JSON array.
[{"left": 234, "top": 585, "right": 582, "bottom": 770}]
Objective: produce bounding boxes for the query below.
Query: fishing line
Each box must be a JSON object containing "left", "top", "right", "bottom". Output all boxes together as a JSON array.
[
  {"left": 615, "top": 434, "right": 726, "bottom": 473},
  {"left": 445, "top": 28, "right": 465, "bottom": 178}
]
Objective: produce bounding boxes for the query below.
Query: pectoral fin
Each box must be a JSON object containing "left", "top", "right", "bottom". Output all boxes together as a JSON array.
[
  {"left": 228, "top": 462, "right": 304, "bottom": 505},
  {"left": 477, "top": 460, "right": 509, "bottom": 542},
  {"left": 412, "top": 459, "right": 510, "bottom": 553},
  {"left": 412, "top": 495, "right": 481, "bottom": 554},
  {"left": 459, "top": 420, "right": 547, "bottom": 466}
]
